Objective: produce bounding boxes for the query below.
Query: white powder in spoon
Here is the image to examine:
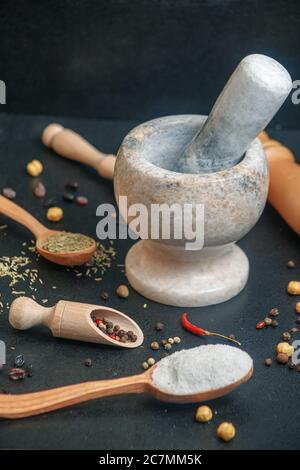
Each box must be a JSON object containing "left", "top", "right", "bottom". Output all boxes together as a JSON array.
[{"left": 151, "top": 344, "right": 253, "bottom": 395}]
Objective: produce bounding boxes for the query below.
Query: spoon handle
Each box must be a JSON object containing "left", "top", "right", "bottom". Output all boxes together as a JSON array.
[
  {"left": 0, "top": 374, "right": 147, "bottom": 419},
  {"left": 0, "top": 195, "right": 46, "bottom": 239}
]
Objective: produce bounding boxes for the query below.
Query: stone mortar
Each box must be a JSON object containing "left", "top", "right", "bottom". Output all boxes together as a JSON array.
[{"left": 114, "top": 115, "right": 269, "bottom": 307}]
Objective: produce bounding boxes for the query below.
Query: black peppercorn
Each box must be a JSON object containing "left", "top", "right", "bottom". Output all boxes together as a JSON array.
[
  {"left": 84, "top": 358, "right": 92, "bottom": 367},
  {"left": 14, "top": 354, "right": 25, "bottom": 368},
  {"left": 282, "top": 331, "right": 291, "bottom": 341},
  {"left": 155, "top": 322, "right": 164, "bottom": 331},
  {"left": 269, "top": 308, "right": 279, "bottom": 317},
  {"left": 272, "top": 320, "right": 279, "bottom": 327},
  {"left": 101, "top": 292, "right": 109, "bottom": 301}
]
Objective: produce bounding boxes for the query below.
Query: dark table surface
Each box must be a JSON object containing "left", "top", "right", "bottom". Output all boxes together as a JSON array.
[{"left": 0, "top": 113, "right": 299, "bottom": 450}]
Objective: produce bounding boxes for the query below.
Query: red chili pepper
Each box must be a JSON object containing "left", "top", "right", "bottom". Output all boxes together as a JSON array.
[
  {"left": 96, "top": 319, "right": 103, "bottom": 326},
  {"left": 256, "top": 321, "right": 266, "bottom": 329},
  {"left": 181, "top": 312, "right": 241, "bottom": 346},
  {"left": 181, "top": 312, "right": 208, "bottom": 336}
]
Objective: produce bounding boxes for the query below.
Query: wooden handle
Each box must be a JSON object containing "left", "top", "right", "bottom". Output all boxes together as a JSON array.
[
  {"left": 0, "top": 374, "right": 147, "bottom": 419},
  {"left": 0, "top": 195, "right": 46, "bottom": 239},
  {"left": 9, "top": 297, "right": 54, "bottom": 330},
  {"left": 259, "top": 132, "right": 300, "bottom": 235},
  {"left": 42, "top": 123, "right": 116, "bottom": 180}
]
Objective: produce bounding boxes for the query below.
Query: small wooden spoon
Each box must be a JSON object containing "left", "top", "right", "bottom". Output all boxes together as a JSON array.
[
  {"left": 0, "top": 364, "right": 253, "bottom": 419},
  {"left": 0, "top": 195, "right": 96, "bottom": 265},
  {"left": 42, "top": 123, "right": 116, "bottom": 181},
  {"left": 9, "top": 297, "right": 144, "bottom": 348}
]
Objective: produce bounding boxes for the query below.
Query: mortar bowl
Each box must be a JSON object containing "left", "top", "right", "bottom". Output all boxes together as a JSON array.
[{"left": 114, "top": 115, "right": 269, "bottom": 307}]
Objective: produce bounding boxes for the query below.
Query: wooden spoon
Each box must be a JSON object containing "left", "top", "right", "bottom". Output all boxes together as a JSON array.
[
  {"left": 9, "top": 296, "right": 144, "bottom": 348},
  {"left": 0, "top": 195, "right": 96, "bottom": 265},
  {"left": 42, "top": 123, "right": 116, "bottom": 181},
  {"left": 0, "top": 364, "right": 253, "bottom": 419}
]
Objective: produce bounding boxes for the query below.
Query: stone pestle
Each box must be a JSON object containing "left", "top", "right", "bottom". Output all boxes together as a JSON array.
[{"left": 178, "top": 54, "right": 292, "bottom": 174}]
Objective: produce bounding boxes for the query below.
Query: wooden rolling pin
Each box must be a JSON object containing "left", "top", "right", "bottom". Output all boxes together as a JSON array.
[
  {"left": 42, "top": 123, "right": 116, "bottom": 180},
  {"left": 259, "top": 131, "right": 300, "bottom": 235}
]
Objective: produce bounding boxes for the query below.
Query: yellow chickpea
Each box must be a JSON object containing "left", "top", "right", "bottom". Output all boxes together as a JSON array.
[
  {"left": 295, "top": 302, "right": 300, "bottom": 314},
  {"left": 46, "top": 207, "right": 63, "bottom": 222},
  {"left": 287, "top": 281, "right": 300, "bottom": 295},
  {"left": 26, "top": 159, "right": 43, "bottom": 177},
  {"left": 217, "top": 422, "right": 236, "bottom": 442},
  {"left": 276, "top": 342, "right": 294, "bottom": 357},
  {"left": 195, "top": 406, "right": 213, "bottom": 423}
]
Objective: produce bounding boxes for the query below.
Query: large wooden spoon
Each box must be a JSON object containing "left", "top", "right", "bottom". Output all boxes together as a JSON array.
[
  {"left": 0, "top": 364, "right": 253, "bottom": 419},
  {"left": 0, "top": 195, "right": 96, "bottom": 265}
]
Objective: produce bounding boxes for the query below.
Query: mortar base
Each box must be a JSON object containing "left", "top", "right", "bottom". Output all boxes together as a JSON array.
[{"left": 125, "top": 240, "right": 249, "bottom": 307}]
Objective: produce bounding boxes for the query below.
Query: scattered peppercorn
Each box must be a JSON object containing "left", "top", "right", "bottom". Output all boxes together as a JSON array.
[
  {"left": 9, "top": 368, "right": 26, "bottom": 380},
  {"left": 150, "top": 341, "right": 160, "bottom": 350},
  {"left": 14, "top": 354, "right": 25, "bottom": 368},
  {"left": 2, "top": 187, "right": 16, "bottom": 199},
  {"left": 164, "top": 343, "right": 172, "bottom": 351},
  {"left": 217, "top": 422, "right": 236, "bottom": 442},
  {"left": 63, "top": 191, "right": 75, "bottom": 202},
  {"left": 168, "top": 338, "right": 174, "bottom": 345},
  {"left": 101, "top": 292, "right": 109, "bottom": 301},
  {"left": 287, "top": 260, "right": 296, "bottom": 268},
  {"left": 288, "top": 360, "right": 295, "bottom": 369},
  {"left": 287, "top": 281, "right": 300, "bottom": 295},
  {"left": 76, "top": 196, "right": 89, "bottom": 206},
  {"left": 84, "top": 358, "right": 92, "bottom": 367},
  {"left": 269, "top": 308, "right": 279, "bottom": 317},
  {"left": 161, "top": 339, "right": 168, "bottom": 346},
  {"left": 282, "top": 331, "right": 291, "bottom": 341},
  {"left": 264, "top": 317, "right": 272, "bottom": 326},
  {"left": 116, "top": 284, "right": 129, "bottom": 298},
  {"left": 272, "top": 319, "right": 279, "bottom": 327},
  {"left": 46, "top": 206, "right": 63, "bottom": 222},
  {"left": 264, "top": 358, "right": 272, "bottom": 366},
  {"left": 27, "top": 159, "right": 43, "bottom": 177},
  {"left": 155, "top": 322, "right": 164, "bottom": 331},
  {"left": 147, "top": 357, "right": 155, "bottom": 366},
  {"left": 173, "top": 337, "right": 181, "bottom": 344},
  {"left": 290, "top": 327, "right": 299, "bottom": 334},
  {"left": 25, "top": 365, "right": 33, "bottom": 377},
  {"left": 142, "top": 362, "right": 149, "bottom": 370},
  {"left": 195, "top": 405, "right": 213, "bottom": 423},
  {"left": 33, "top": 182, "right": 46, "bottom": 198},
  {"left": 277, "top": 353, "right": 289, "bottom": 364}
]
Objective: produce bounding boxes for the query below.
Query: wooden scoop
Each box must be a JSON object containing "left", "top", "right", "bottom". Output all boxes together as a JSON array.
[
  {"left": 42, "top": 123, "right": 116, "bottom": 180},
  {"left": 0, "top": 362, "right": 252, "bottom": 419},
  {"left": 9, "top": 297, "right": 143, "bottom": 348},
  {"left": 0, "top": 195, "right": 96, "bottom": 265},
  {"left": 259, "top": 131, "right": 300, "bottom": 235}
]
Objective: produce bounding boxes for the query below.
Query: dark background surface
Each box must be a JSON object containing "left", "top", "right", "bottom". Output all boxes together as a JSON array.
[
  {"left": 0, "top": 0, "right": 299, "bottom": 127},
  {"left": 0, "top": 0, "right": 300, "bottom": 451},
  {"left": 0, "top": 114, "right": 300, "bottom": 450}
]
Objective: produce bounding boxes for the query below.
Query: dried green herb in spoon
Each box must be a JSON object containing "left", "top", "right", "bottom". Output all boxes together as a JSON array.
[{"left": 42, "top": 232, "right": 94, "bottom": 253}]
